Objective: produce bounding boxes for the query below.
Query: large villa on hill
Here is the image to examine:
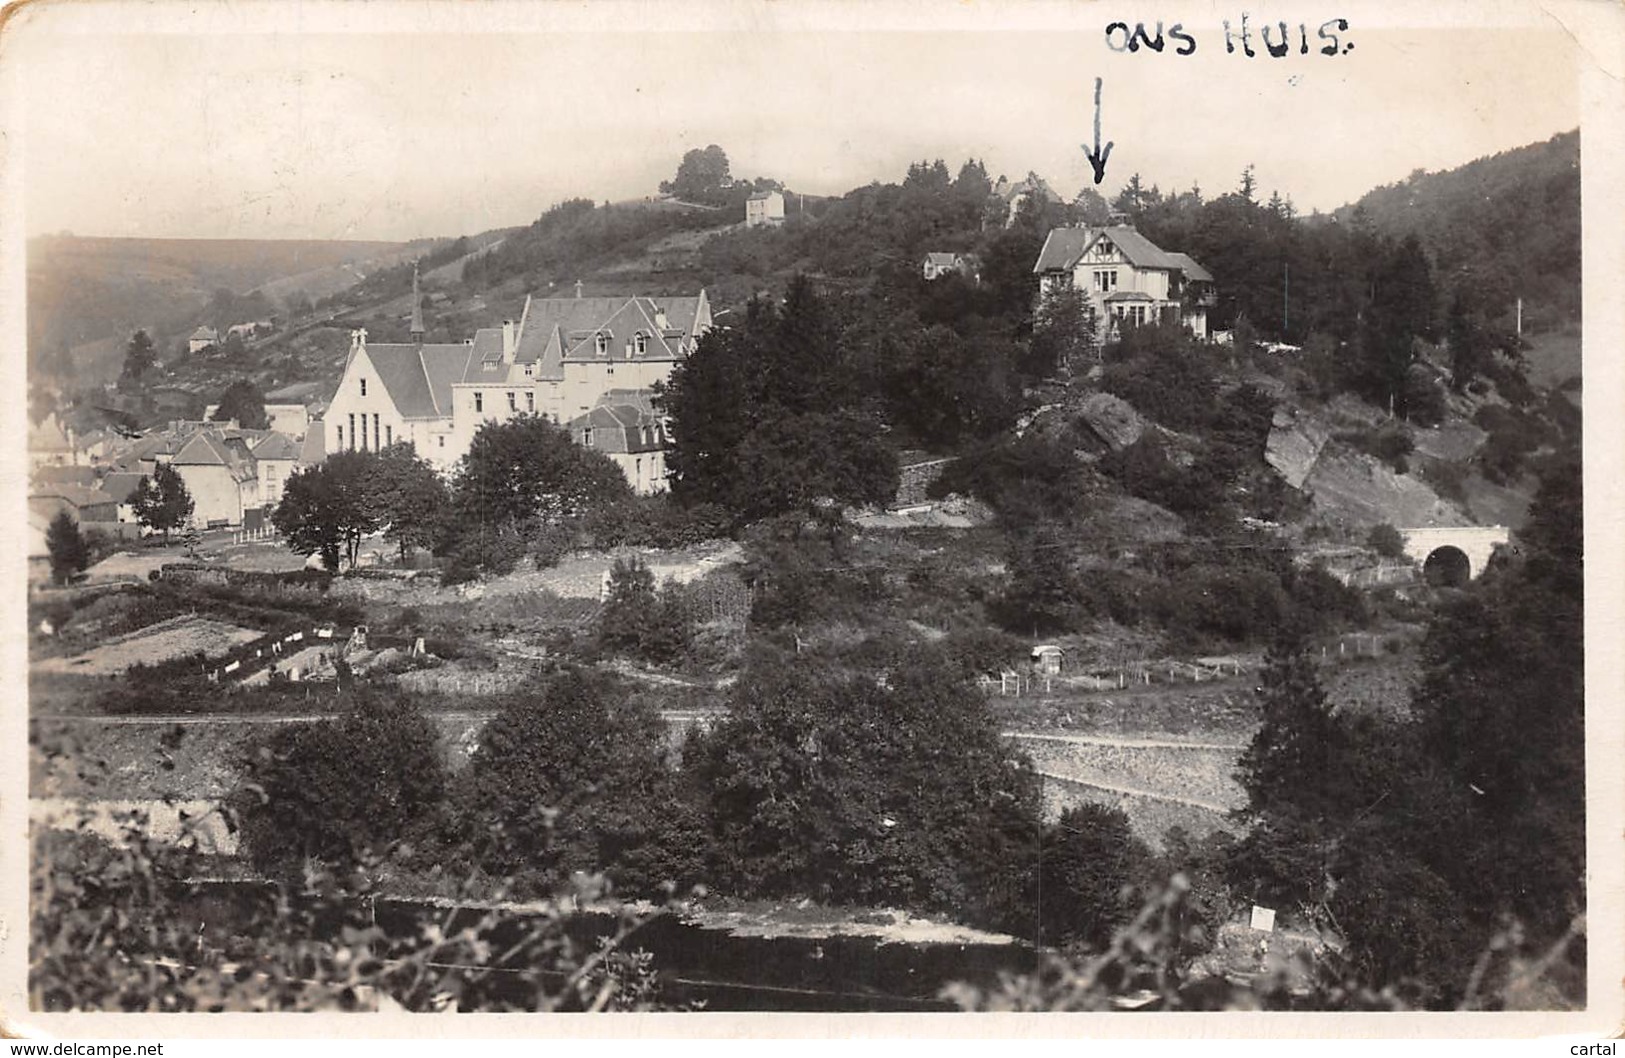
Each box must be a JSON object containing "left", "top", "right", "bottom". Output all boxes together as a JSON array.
[
  {"left": 1033, "top": 224, "right": 1215, "bottom": 340},
  {"left": 324, "top": 273, "right": 712, "bottom": 493}
]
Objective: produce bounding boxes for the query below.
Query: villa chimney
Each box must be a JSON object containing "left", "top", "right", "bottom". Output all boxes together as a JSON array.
[
  {"left": 502, "top": 320, "right": 516, "bottom": 360},
  {"left": 654, "top": 308, "right": 669, "bottom": 331}
]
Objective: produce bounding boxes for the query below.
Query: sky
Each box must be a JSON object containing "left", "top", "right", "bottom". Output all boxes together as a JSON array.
[{"left": 4, "top": 0, "right": 1588, "bottom": 243}]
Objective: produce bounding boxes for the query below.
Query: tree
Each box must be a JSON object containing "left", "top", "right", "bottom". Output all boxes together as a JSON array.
[
  {"left": 685, "top": 648, "right": 1043, "bottom": 935},
  {"left": 1235, "top": 636, "right": 1346, "bottom": 825},
  {"left": 455, "top": 414, "right": 631, "bottom": 531},
  {"left": 1030, "top": 286, "right": 1097, "bottom": 379},
  {"left": 130, "top": 463, "right": 194, "bottom": 543},
  {"left": 461, "top": 669, "right": 705, "bottom": 896},
  {"left": 45, "top": 510, "right": 89, "bottom": 584},
  {"left": 234, "top": 690, "right": 446, "bottom": 870},
  {"left": 952, "top": 158, "right": 992, "bottom": 206},
  {"left": 597, "top": 557, "right": 692, "bottom": 667},
  {"left": 1038, "top": 805, "right": 1150, "bottom": 949},
  {"left": 1411, "top": 455, "right": 1583, "bottom": 940},
  {"left": 661, "top": 281, "right": 897, "bottom": 525},
  {"left": 659, "top": 304, "right": 762, "bottom": 513},
  {"left": 660, "top": 144, "right": 731, "bottom": 202},
  {"left": 374, "top": 443, "right": 449, "bottom": 561},
  {"left": 118, "top": 330, "right": 157, "bottom": 391},
  {"left": 1365, "top": 522, "right": 1405, "bottom": 559},
  {"left": 211, "top": 380, "right": 269, "bottom": 429},
  {"left": 993, "top": 528, "right": 1085, "bottom": 636},
  {"left": 273, "top": 452, "right": 381, "bottom": 570},
  {"left": 1238, "top": 164, "right": 1258, "bottom": 203}
]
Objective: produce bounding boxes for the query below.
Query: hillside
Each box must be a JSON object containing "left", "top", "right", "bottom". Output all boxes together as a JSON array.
[
  {"left": 1333, "top": 130, "right": 1580, "bottom": 334},
  {"left": 27, "top": 235, "right": 417, "bottom": 383}
]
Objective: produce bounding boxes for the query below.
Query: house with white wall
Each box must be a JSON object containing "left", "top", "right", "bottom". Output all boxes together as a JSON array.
[
  {"left": 564, "top": 390, "right": 672, "bottom": 495},
  {"left": 324, "top": 287, "right": 711, "bottom": 482},
  {"left": 1033, "top": 224, "right": 1215, "bottom": 340},
  {"left": 745, "top": 190, "right": 785, "bottom": 227}
]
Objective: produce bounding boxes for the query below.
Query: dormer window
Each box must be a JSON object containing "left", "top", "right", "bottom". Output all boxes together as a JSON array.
[
  {"left": 634, "top": 333, "right": 648, "bottom": 356},
  {"left": 595, "top": 333, "right": 609, "bottom": 357}
]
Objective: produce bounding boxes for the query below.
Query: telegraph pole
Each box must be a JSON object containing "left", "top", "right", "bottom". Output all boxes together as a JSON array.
[{"left": 1283, "top": 261, "right": 1290, "bottom": 336}]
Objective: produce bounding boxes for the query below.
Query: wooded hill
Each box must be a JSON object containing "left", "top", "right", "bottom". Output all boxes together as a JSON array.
[{"left": 1334, "top": 130, "right": 1580, "bottom": 333}]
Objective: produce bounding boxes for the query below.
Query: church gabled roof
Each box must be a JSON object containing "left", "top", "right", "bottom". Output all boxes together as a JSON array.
[{"left": 359, "top": 342, "right": 477, "bottom": 420}]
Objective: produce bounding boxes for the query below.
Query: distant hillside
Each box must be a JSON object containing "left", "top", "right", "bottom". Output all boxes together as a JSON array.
[
  {"left": 1333, "top": 130, "right": 1580, "bottom": 331},
  {"left": 27, "top": 235, "right": 413, "bottom": 382}
]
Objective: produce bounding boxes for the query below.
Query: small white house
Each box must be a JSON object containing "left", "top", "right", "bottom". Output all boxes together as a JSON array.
[{"left": 745, "top": 190, "right": 785, "bottom": 227}]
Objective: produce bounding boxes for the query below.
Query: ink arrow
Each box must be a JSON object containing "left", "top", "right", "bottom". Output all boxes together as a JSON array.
[{"left": 1083, "top": 76, "right": 1114, "bottom": 185}]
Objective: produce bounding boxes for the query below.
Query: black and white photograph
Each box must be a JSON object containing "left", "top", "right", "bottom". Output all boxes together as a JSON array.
[{"left": 2, "top": 0, "right": 1620, "bottom": 1042}]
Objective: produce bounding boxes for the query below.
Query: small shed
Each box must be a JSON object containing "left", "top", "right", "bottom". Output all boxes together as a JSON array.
[{"left": 1031, "top": 644, "right": 1064, "bottom": 675}]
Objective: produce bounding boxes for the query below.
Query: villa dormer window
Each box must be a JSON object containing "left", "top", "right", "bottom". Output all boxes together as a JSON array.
[
  {"left": 595, "top": 333, "right": 609, "bottom": 357},
  {"left": 634, "top": 332, "right": 648, "bottom": 356}
]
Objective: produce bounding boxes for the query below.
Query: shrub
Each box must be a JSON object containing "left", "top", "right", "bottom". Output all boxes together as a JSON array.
[
  {"left": 456, "top": 669, "right": 707, "bottom": 897},
  {"left": 596, "top": 557, "right": 693, "bottom": 667},
  {"left": 1338, "top": 424, "right": 1414, "bottom": 474},
  {"left": 1366, "top": 523, "right": 1406, "bottom": 559},
  {"left": 1038, "top": 804, "right": 1152, "bottom": 949},
  {"left": 233, "top": 690, "right": 446, "bottom": 870},
  {"left": 30, "top": 810, "right": 681, "bottom": 1011},
  {"left": 684, "top": 648, "right": 1043, "bottom": 936},
  {"left": 440, "top": 523, "right": 529, "bottom": 585}
]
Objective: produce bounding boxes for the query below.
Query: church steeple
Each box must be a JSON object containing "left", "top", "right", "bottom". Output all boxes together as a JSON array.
[{"left": 409, "top": 263, "right": 425, "bottom": 343}]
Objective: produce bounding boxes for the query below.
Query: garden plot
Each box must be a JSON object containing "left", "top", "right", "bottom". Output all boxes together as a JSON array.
[{"left": 32, "top": 615, "right": 264, "bottom": 676}]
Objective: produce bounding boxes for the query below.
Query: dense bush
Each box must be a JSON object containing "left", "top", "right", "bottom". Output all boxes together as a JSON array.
[
  {"left": 454, "top": 669, "right": 707, "bottom": 897},
  {"left": 233, "top": 690, "right": 446, "bottom": 870},
  {"left": 1366, "top": 522, "right": 1406, "bottom": 558},
  {"left": 684, "top": 648, "right": 1043, "bottom": 935},
  {"left": 595, "top": 557, "right": 694, "bottom": 667},
  {"left": 1473, "top": 403, "right": 1545, "bottom": 485},
  {"left": 1338, "top": 423, "right": 1414, "bottom": 474},
  {"left": 1099, "top": 322, "right": 1220, "bottom": 433},
  {"left": 1038, "top": 805, "right": 1152, "bottom": 949}
]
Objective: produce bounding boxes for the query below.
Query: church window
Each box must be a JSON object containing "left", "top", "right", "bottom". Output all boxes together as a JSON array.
[{"left": 360, "top": 378, "right": 367, "bottom": 397}]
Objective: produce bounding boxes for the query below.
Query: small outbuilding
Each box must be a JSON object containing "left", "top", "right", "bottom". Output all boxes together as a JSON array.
[{"left": 1031, "top": 644, "right": 1064, "bottom": 675}]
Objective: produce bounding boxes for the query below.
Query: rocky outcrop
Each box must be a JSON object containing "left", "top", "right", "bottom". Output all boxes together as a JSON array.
[
  {"left": 1075, "top": 391, "right": 1149, "bottom": 451},
  {"left": 1264, "top": 407, "right": 1330, "bottom": 489}
]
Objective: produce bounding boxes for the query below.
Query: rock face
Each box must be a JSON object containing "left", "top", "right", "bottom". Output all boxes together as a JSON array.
[
  {"left": 1264, "top": 407, "right": 1330, "bottom": 489},
  {"left": 1303, "top": 447, "right": 1469, "bottom": 529},
  {"left": 1075, "top": 392, "right": 1149, "bottom": 451}
]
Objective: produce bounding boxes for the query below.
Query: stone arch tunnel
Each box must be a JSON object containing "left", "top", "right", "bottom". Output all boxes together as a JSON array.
[{"left": 1397, "top": 526, "right": 1512, "bottom": 583}]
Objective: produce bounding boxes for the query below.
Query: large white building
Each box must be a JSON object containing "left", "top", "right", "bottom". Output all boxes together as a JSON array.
[{"left": 323, "top": 283, "right": 712, "bottom": 492}]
